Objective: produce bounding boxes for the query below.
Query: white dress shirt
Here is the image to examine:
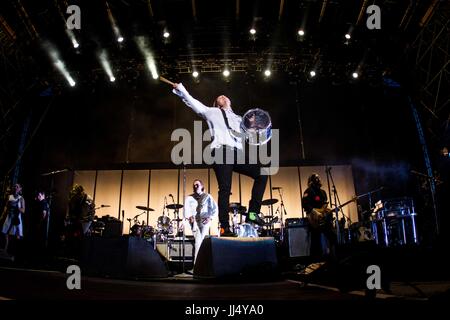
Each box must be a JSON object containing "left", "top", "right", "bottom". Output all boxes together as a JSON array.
[
  {"left": 173, "top": 83, "right": 243, "bottom": 150},
  {"left": 184, "top": 192, "right": 218, "bottom": 263}
]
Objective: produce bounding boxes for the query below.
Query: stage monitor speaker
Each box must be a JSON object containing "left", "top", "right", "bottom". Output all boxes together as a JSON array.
[
  {"left": 193, "top": 237, "right": 278, "bottom": 279},
  {"left": 81, "top": 236, "right": 168, "bottom": 278},
  {"left": 287, "top": 224, "right": 311, "bottom": 257}
]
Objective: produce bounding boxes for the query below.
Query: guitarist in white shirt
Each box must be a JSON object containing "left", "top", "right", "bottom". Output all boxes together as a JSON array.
[
  {"left": 302, "top": 174, "right": 337, "bottom": 259},
  {"left": 183, "top": 179, "right": 218, "bottom": 264}
]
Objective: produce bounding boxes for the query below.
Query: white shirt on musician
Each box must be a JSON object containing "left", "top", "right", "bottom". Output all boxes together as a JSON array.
[{"left": 172, "top": 83, "right": 243, "bottom": 150}]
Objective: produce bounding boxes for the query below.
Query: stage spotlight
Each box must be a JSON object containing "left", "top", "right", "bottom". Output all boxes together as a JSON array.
[
  {"left": 345, "top": 33, "right": 351, "bottom": 40},
  {"left": 223, "top": 70, "right": 230, "bottom": 77},
  {"left": 192, "top": 71, "right": 199, "bottom": 78},
  {"left": 136, "top": 36, "right": 159, "bottom": 80},
  {"left": 264, "top": 70, "right": 271, "bottom": 77},
  {"left": 310, "top": 70, "right": 316, "bottom": 77},
  {"left": 99, "top": 50, "right": 116, "bottom": 83},
  {"left": 352, "top": 72, "right": 359, "bottom": 79},
  {"left": 298, "top": 29, "right": 305, "bottom": 36},
  {"left": 117, "top": 36, "right": 124, "bottom": 42},
  {"left": 249, "top": 28, "right": 256, "bottom": 35},
  {"left": 53, "top": 58, "right": 76, "bottom": 87},
  {"left": 163, "top": 32, "right": 170, "bottom": 38}
]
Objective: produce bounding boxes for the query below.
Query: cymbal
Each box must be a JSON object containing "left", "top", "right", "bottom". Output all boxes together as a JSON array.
[
  {"left": 229, "top": 202, "right": 242, "bottom": 209},
  {"left": 166, "top": 204, "right": 183, "bottom": 210},
  {"left": 136, "top": 206, "right": 155, "bottom": 211},
  {"left": 229, "top": 203, "right": 246, "bottom": 212},
  {"left": 261, "top": 199, "right": 278, "bottom": 206}
]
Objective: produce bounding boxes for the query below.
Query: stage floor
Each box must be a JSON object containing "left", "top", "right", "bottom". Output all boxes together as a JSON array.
[{"left": 0, "top": 266, "right": 449, "bottom": 301}]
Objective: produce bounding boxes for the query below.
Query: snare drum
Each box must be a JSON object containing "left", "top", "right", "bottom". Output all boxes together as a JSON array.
[{"left": 239, "top": 108, "right": 272, "bottom": 145}]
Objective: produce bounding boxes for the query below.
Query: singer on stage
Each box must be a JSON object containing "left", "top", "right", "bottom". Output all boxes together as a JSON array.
[{"left": 171, "top": 83, "right": 267, "bottom": 236}]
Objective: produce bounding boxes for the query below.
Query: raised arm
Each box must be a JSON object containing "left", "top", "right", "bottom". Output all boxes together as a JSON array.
[{"left": 172, "top": 83, "right": 209, "bottom": 116}]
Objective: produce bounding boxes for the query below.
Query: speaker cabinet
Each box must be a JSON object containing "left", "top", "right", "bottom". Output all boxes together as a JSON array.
[
  {"left": 81, "top": 236, "right": 168, "bottom": 278},
  {"left": 102, "top": 220, "right": 123, "bottom": 237},
  {"left": 194, "top": 237, "right": 278, "bottom": 279},
  {"left": 287, "top": 224, "right": 311, "bottom": 257}
]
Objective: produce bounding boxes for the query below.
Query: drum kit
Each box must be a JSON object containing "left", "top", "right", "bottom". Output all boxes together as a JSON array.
[
  {"left": 228, "top": 197, "right": 281, "bottom": 238},
  {"left": 127, "top": 203, "right": 185, "bottom": 243},
  {"left": 369, "top": 197, "right": 419, "bottom": 247}
]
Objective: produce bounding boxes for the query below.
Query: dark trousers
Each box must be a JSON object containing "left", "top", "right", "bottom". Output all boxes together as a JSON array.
[
  {"left": 212, "top": 147, "right": 268, "bottom": 229},
  {"left": 309, "top": 225, "right": 337, "bottom": 261}
]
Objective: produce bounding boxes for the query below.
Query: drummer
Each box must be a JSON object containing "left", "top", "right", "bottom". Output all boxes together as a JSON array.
[
  {"left": 183, "top": 179, "right": 218, "bottom": 264},
  {"left": 172, "top": 83, "right": 268, "bottom": 236}
]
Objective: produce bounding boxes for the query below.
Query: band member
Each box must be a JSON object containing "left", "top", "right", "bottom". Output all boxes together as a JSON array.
[
  {"left": 302, "top": 174, "right": 336, "bottom": 259},
  {"left": 183, "top": 180, "right": 218, "bottom": 263},
  {"left": 67, "top": 184, "right": 95, "bottom": 237},
  {"left": 172, "top": 83, "right": 267, "bottom": 236},
  {"left": 1, "top": 183, "right": 26, "bottom": 254},
  {"left": 30, "top": 190, "right": 49, "bottom": 250}
]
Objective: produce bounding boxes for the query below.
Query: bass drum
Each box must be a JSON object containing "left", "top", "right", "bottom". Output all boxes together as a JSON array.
[
  {"left": 157, "top": 215, "right": 173, "bottom": 234},
  {"left": 236, "top": 223, "right": 259, "bottom": 238}
]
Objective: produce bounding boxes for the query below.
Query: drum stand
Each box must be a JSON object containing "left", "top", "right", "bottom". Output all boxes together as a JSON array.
[
  {"left": 175, "top": 164, "right": 189, "bottom": 277},
  {"left": 274, "top": 188, "right": 287, "bottom": 241}
]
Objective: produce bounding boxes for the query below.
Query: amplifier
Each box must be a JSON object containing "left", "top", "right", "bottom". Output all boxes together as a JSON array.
[
  {"left": 285, "top": 218, "right": 309, "bottom": 228},
  {"left": 102, "top": 220, "right": 123, "bottom": 237}
]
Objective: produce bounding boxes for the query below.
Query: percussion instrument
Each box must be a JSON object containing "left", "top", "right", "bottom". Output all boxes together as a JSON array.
[
  {"left": 261, "top": 198, "right": 278, "bottom": 206},
  {"left": 166, "top": 204, "right": 183, "bottom": 210},
  {"left": 136, "top": 206, "right": 154, "bottom": 211},
  {"left": 130, "top": 223, "right": 142, "bottom": 237},
  {"left": 157, "top": 215, "right": 173, "bottom": 234},
  {"left": 370, "top": 197, "right": 419, "bottom": 246},
  {"left": 234, "top": 108, "right": 273, "bottom": 146},
  {"left": 229, "top": 202, "right": 246, "bottom": 213},
  {"left": 142, "top": 225, "right": 155, "bottom": 239},
  {"left": 236, "top": 223, "right": 259, "bottom": 238}
]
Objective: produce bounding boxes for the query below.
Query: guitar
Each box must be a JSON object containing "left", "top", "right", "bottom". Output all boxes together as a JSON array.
[{"left": 308, "top": 196, "right": 358, "bottom": 229}]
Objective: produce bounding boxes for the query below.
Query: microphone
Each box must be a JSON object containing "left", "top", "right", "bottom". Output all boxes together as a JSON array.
[
  {"left": 101, "top": 204, "right": 110, "bottom": 207},
  {"left": 272, "top": 187, "right": 282, "bottom": 190}
]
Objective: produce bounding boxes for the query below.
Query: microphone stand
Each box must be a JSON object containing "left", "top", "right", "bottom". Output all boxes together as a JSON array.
[
  {"left": 326, "top": 167, "right": 344, "bottom": 245},
  {"left": 39, "top": 168, "right": 70, "bottom": 249},
  {"left": 276, "top": 188, "right": 287, "bottom": 241},
  {"left": 181, "top": 163, "right": 187, "bottom": 275},
  {"left": 45, "top": 193, "right": 52, "bottom": 249}
]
